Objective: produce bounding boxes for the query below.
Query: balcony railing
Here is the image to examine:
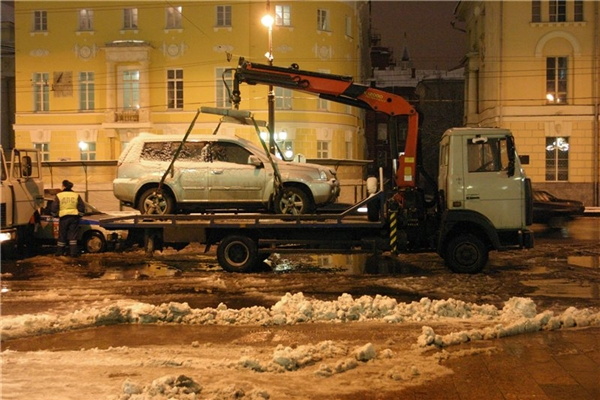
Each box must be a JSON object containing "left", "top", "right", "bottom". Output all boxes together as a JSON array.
[{"left": 115, "top": 109, "right": 139, "bottom": 122}]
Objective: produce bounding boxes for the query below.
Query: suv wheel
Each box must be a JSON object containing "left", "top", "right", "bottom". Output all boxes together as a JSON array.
[
  {"left": 275, "top": 187, "right": 313, "bottom": 215},
  {"left": 138, "top": 188, "right": 175, "bottom": 215}
]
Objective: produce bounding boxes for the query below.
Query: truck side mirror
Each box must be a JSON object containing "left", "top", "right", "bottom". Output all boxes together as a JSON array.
[
  {"left": 506, "top": 135, "right": 516, "bottom": 177},
  {"left": 21, "top": 155, "right": 33, "bottom": 177}
]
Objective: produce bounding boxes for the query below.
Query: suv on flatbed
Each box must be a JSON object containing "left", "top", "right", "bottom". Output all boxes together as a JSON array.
[{"left": 113, "top": 133, "right": 340, "bottom": 215}]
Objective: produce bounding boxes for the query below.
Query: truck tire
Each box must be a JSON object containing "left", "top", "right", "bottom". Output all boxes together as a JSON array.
[
  {"left": 444, "top": 233, "right": 488, "bottom": 274},
  {"left": 138, "top": 188, "right": 175, "bottom": 215},
  {"left": 217, "top": 235, "right": 259, "bottom": 273},
  {"left": 275, "top": 186, "right": 313, "bottom": 215},
  {"left": 83, "top": 231, "right": 106, "bottom": 253}
]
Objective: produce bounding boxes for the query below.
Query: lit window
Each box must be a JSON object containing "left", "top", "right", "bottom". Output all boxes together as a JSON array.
[
  {"left": 546, "top": 57, "right": 567, "bottom": 104},
  {"left": 545, "top": 137, "right": 569, "bottom": 181},
  {"left": 33, "top": 10, "right": 47, "bottom": 31},
  {"left": 167, "top": 69, "right": 184, "bottom": 110},
  {"left": 317, "top": 9, "right": 329, "bottom": 31},
  {"left": 79, "top": 72, "right": 95, "bottom": 111},
  {"left": 79, "top": 141, "right": 96, "bottom": 161},
  {"left": 78, "top": 9, "right": 94, "bottom": 31},
  {"left": 33, "top": 72, "right": 49, "bottom": 112},
  {"left": 216, "top": 5, "right": 231, "bottom": 27},
  {"left": 123, "top": 70, "right": 140, "bottom": 109},
  {"left": 166, "top": 6, "right": 182, "bottom": 29},
  {"left": 123, "top": 8, "right": 138, "bottom": 29},
  {"left": 275, "top": 87, "right": 292, "bottom": 110},
  {"left": 275, "top": 5, "right": 291, "bottom": 26}
]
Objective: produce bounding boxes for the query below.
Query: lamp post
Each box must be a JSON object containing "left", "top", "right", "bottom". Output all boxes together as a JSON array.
[{"left": 261, "top": 5, "right": 275, "bottom": 154}]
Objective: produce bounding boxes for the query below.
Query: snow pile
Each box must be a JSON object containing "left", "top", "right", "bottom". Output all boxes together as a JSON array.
[
  {"left": 236, "top": 340, "right": 380, "bottom": 375},
  {"left": 118, "top": 375, "right": 201, "bottom": 400},
  {"left": 2, "top": 293, "right": 599, "bottom": 345},
  {"left": 416, "top": 297, "right": 600, "bottom": 348}
]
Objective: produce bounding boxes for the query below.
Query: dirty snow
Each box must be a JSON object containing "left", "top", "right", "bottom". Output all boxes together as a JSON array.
[{"left": 2, "top": 292, "right": 599, "bottom": 399}]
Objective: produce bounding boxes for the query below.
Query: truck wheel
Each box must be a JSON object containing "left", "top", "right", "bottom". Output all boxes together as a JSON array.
[
  {"left": 138, "top": 188, "right": 175, "bottom": 215},
  {"left": 275, "top": 186, "right": 313, "bottom": 215},
  {"left": 444, "top": 234, "right": 488, "bottom": 274},
  {"left": 83, "top": 231, "right": 106, "bottom": 253},
  {"left": 217, "top": 235, "right": 259, "bottom": 273}
]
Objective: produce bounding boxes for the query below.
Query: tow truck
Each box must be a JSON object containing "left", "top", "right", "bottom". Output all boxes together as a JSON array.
[
  {"left": 0, "top": 146, "right": 44, "bottom": 256},
  {"left": 101, "top": 58, "right": 534, "bottom": 274}
]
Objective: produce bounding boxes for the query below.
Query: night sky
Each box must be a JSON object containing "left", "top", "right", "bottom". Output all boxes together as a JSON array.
[{"left": 371, "top": 1, "right": 465, "bottom": 70}]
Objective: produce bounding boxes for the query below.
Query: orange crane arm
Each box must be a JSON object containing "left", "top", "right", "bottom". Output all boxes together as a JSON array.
[{"left": 233, "top": 58, "right": 420, "bottom": 188}]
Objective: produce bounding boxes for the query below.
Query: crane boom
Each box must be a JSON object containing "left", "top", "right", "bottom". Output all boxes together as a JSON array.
[{"left": 232, "top": 58, "right": 420, "bottom": 189}]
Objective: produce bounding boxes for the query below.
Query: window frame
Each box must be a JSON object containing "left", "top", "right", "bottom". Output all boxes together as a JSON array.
[
  {"left": 216, "top": 5, "right": 232, "bottom": 27},
  {"left": 33, "top": 142, "right": 50, "bottom": 162},
  {"left": 78, "top": 9, "right": 94, "bottom": 31},
  {"left": 317, "top": 8, "right": 330, "bottom": 31},
  {"left": 549, "top": 0, "right": 566, "bottom": 22},
  {"left": 79, "top": 141, "right": 97, "bottom": 161},
  {"left": 275, "top": 87, "right": 292, "bottom": 110},
  {"left": 215, "top": 67, "right": 233, "bottom": 108},
  {"left": 316, "top": 140, "right": 330, "bottom": 158},
  {"left": 123, "top": 8, "right": 138, "bottom": 30},
  {"left": 545, "top": 136, "right": 569, "bottom": 181},
  {"left": 546, "top": 56, "right": 568, "bottom": 104},
  {"left": 275, "top": 5, "right": 291, "bottom": 27},
  {"left": 167, "top": 69, "right": 184, "bottom": 110},
  {"left": 79, "top": 71, "right": 95, "bottom": 111},
  {"left": 33, "top": 72, "right": 49, "bottom": 112},
  {"left": 531, "top": 0, "right": 541, "bottom": 22},
  {"left": 166, "top": 6, "right": 183, "bottom": 29},
  {"left": 33, "top": 10, "right": 47, "bottom": 32}
]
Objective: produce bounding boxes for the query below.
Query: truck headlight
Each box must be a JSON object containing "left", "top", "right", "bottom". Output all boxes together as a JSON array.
[
  {"left": 0, "top": 231, "right": 15, "bottom": 243},
  {"left": 319, "top": 170, "right": 328, "bottom": 180}
]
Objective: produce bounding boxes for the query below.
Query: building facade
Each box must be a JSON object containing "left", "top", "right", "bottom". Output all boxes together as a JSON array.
[
  {"left": 455, "top": 1, "right": 600, "bottom": 206},
  {"left": 13, "top": 1, "right": 370, "bottom": 206}
]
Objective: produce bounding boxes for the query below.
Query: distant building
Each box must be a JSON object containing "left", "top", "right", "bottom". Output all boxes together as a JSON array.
[
  {"left": 369, "top": 35, "right": 465, "bottom": 185},
  {"left": 455, "top": 1, "right": 600, "bottom": 206}
]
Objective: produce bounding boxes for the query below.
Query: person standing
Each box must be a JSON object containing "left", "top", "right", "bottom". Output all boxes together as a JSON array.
[{"left": 51, "top": 180, "right": 85, "bottom": 257}]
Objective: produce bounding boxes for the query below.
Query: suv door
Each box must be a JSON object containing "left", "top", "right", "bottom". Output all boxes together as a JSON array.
[{"left": 205, "top": 141, "right": 268, "bottom": 201}]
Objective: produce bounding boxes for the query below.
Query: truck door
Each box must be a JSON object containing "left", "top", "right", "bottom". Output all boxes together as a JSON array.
[
  {"left": 462, "top": 135, "right": 524, "bottom": 229},
  {"left": 7, "top": 149, "right": 44, "bottom": 226}
]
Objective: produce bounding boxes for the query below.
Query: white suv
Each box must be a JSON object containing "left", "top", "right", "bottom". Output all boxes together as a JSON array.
[{"left": 113, "top": 133, "right": 340, "bottom": 214}]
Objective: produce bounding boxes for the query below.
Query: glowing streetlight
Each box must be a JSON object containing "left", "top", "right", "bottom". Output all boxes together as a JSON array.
[{"left": 262, "top": 2, "right": 275, "bottom": 154}]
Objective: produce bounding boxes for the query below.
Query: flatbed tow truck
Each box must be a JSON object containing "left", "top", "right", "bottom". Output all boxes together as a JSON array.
[{"left": 101, "top": 58, "right": 534, "bottom": 274}]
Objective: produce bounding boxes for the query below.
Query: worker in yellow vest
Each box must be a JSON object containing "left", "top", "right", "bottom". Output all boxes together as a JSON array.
[{"left": 51, "top": 180, "right": 85, "bottom": 257}]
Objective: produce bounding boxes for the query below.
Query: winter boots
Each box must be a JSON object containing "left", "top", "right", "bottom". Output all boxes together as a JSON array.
[
  {"left": 55, "top": 242, "right": 66, "bottom": 256},
  {"left": 69, "top": 240, "right": 79, "bottom": 257}
]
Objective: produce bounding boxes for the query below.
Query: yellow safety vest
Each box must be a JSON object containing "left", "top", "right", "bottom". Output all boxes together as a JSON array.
[{"left": 56, "top": 191, "right": 81, "bottom": 217}]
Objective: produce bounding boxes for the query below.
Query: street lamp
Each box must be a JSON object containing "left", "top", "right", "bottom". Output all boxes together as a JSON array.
[{"left": 261, "top": 3, "right": 275, "bottom": 154}]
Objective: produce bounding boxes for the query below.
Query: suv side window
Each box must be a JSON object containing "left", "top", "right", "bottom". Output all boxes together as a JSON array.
[
  {"left": 215, "top": 142, "right": 252, "bottom": 165},
  {"left": 141, "top": 142, "right": 174, "bottom": 162}
]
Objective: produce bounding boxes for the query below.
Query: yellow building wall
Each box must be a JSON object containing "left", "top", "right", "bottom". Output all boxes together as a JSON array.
[
  {"left": 14, "top": 1, "right": 366, "bottom": 162},
  {"left": 458, "top": 1, "right": 599, "bottom": 205}
]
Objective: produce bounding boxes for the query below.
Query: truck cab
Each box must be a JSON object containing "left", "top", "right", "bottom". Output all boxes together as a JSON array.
[
  {"left": 436, "top": 128, "right": 534, "bottom": 272},
  {"left": 0, "top": 146, "right": 44, "bottom": 254}
]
